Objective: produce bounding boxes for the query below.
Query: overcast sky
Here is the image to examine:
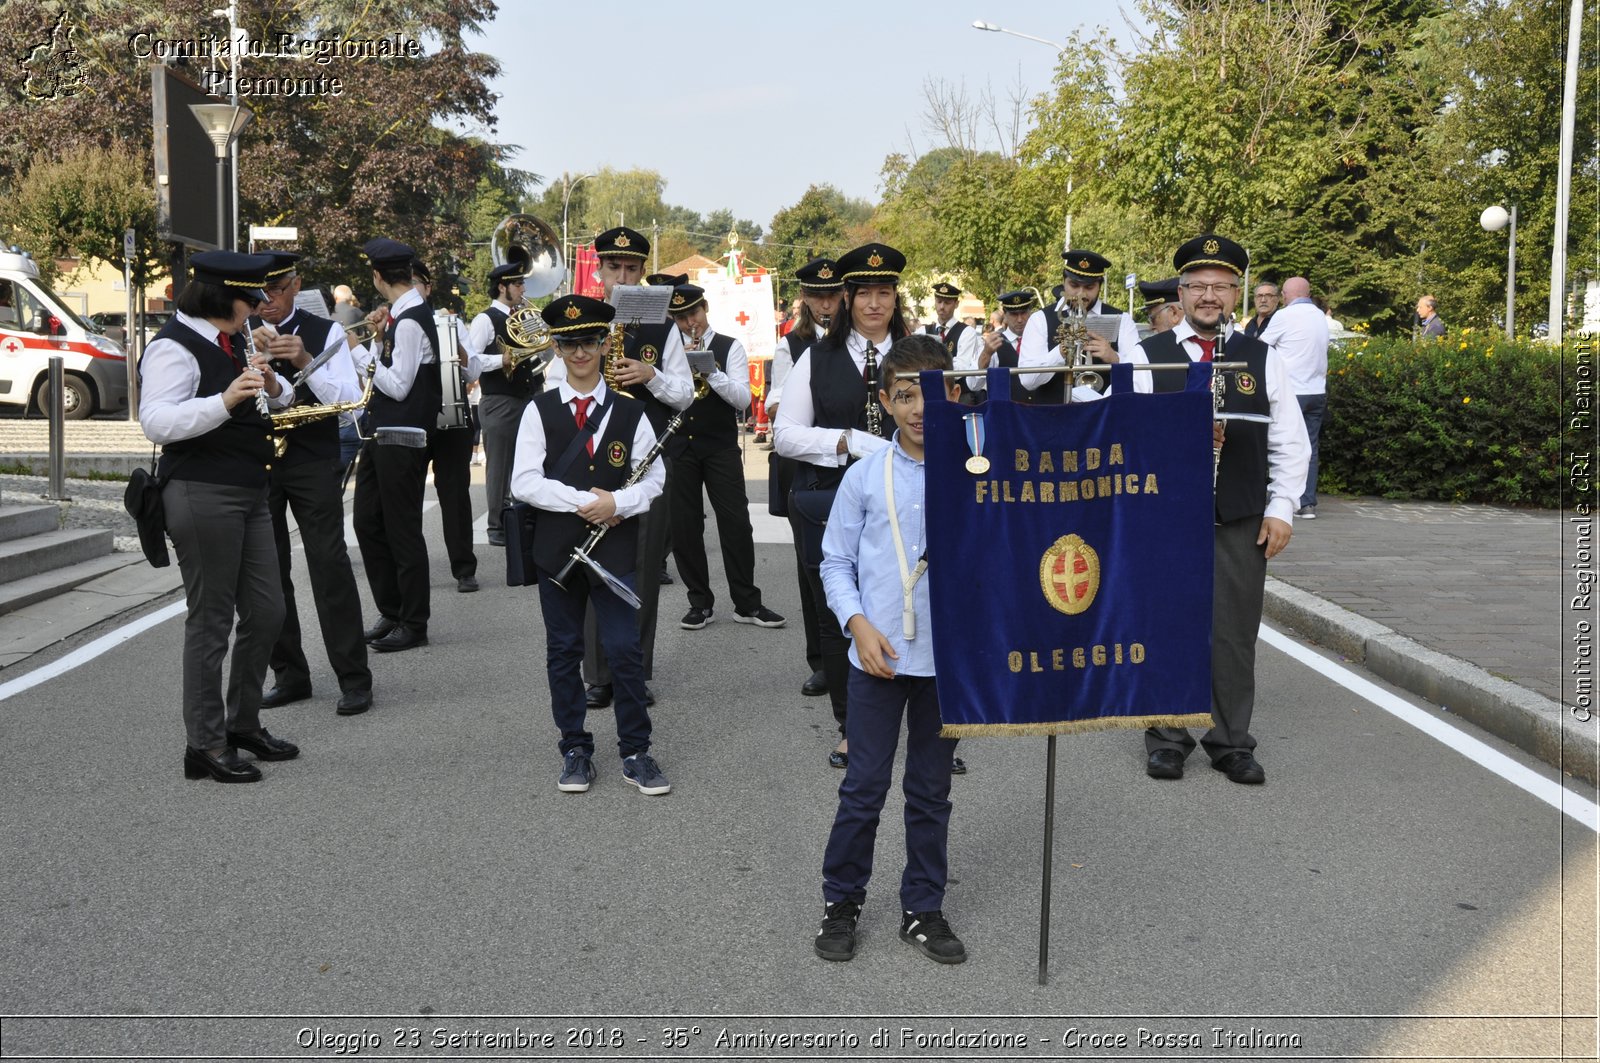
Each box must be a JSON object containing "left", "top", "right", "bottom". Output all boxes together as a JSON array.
[{"left": 471, "top": 1, "right": 1144, "bottom": 228}]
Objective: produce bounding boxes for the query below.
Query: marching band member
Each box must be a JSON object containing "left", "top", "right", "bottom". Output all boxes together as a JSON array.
[
  {"left": 1132, "top": 235, "right": 1309, "bottom": 785},
  {"left": 141, "top": 251, "right": 297, "bottom": 782},
  {"left": 664, "top": 283, "right": 786, "bottom": 632},
  {"left": 814, "top": 334, "right": 966, "bottom": 965},
  {"left": 966, "top": 290, "right": 1037, "bottom": 401},
  {"left": 773, "top": 242, "right": 904, "bottom": 769},
  {"left": 1138, "top": 276, "right": 1185, "bottom": 335},
  {"left": 413, "top": 260, "right": 478, "bottom": 594},
  {"left": 921, "top": 281, "right": 979, "bottom": 398},
  {"left": 510, "top": 294, "right": 669, "bottom": 796},
  {"left": 250, "top": 251, "right": 373, "bottom": 717},
  {"left": 577, "top": 228, "right": 694, "bottom": 711},
  {"left": 1016, "top": 249, "right": 1142, "bottom": 401},
  {"left": 468, "top": 261, "right": 539, "bottom": 548},
  {"left": 349, "top": 237, "right": 440, "bottom": 653}
]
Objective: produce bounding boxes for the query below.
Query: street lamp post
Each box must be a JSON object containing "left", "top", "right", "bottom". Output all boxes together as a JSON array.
[
  {"left": 560, "top": 172, "right": 593, "bottom": 295},
  {"left": 188, "top": 103, "right": 254, "bottom": 251},
  {"left": 1480, "top": 204, "right": 1517, "bottom": 340}
]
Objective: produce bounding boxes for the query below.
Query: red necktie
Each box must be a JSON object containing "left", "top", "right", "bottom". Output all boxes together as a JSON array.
[
  {"left": 938, "top": 325, "right": 946, "bottom": 342},
  {"left": 573, "top": 397, "right": 595, "bottom": 457},
  {"left": 217, "top": 331, "right": 241, "bottom": 369},
  {"left": 1193, "top": 336, "right": 1217, "bottom": 362}
]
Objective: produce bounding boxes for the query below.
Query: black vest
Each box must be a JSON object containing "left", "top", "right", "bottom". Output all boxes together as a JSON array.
[
  {"left": 149, "top": 320, "right": 274, "bottom": 487},
  {"left": 531, "top": 390, "right": 647, "bottom": 578},
  {"left": 1142, "top": 330, "right": 1272, "bottom": 524},
  {"left": 801, "top": 336, "right": 893, "bottom": 489},
  {"left": 368, "top": 301, "right": 442, "bottom": 431},
  {"left": 477, "top": 304, "right": 543, "bottom": 401},
  {"left": 256, "top": 310, "right": 339, "bottom": 467},
  {"left": 1029, "top": 308, "right": 1069, "bottom": 404},
  {"left": 623, "top": 321, "right": 678, "bottom": 434},
  {"left": 666, "top": 333, "right": 737, "bottom": 459},
  {"left": 993, "top": 334, "right": 1043, "bottom": 404},
  {"left": 924, "top": 320, "right": 967, "bottom": 360}
]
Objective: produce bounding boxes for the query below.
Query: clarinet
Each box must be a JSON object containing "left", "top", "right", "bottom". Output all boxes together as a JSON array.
[
  {"left": 864, "top": 342, "right": 882, "bottom": 436},
  {"left": 242, "top": 322, "right": 270, "bottom": 416}
]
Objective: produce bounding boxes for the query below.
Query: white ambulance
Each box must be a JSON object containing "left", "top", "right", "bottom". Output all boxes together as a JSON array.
[{"left": 0, "top": 248, "right": 129, "bottom": 419}]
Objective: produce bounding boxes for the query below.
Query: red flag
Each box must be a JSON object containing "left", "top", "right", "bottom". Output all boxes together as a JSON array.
[{"left": 572, "top": 244, "right": 604, "bottom": 298}]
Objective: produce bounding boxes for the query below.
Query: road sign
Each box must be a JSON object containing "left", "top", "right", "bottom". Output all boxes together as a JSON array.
[
  {"left": 1125, "top": 272, "right": 1137, "bottom": 291},
  {"left": 124, "top": 229, "right": 135, "bottom": 261},
  {"left": 249, "top": 226, "right": 298, "bottom": 242}
]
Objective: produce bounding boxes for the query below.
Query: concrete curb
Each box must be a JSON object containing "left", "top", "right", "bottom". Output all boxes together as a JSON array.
[{"left": 1264, "top": 577, "right": 1598, "bottom": 787}]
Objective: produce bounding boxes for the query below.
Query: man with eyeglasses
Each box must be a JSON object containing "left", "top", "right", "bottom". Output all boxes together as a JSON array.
[
  {"left": 1127, "top": 235, "right": 1308, "bottom": 786},
  {"left": 1017, "top": 249, "right": 1143, "bottom": 402},
  {"left": 468, "top": 262, "right": 538, "bottom": 547},
  {"left": 1243, "top": 282, "right": 1280, "bottom": 339},
  {"left": 249, "top": 252, "right": 373, "bottom": 716}
]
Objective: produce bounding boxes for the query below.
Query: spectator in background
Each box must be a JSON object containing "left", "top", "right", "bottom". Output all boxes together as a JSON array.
[
  {"left": 1416, "top": 295, "right": 1445, "bottom": 338},
  {"left": 1259, "top": 277, "right": 1329, "bottom": 520},
  {"left": 1244, "top": 282, "right": 1279, "bottom": 339},
  {"left": 332, "top": 285, "right": 364, "bottom": 328}
]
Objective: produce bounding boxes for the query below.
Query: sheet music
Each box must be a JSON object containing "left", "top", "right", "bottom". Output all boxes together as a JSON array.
[
  {"left": 294, "top": 290, "right": 332, "bottom": 318},
  {"left": 1085, "top": 314, "right": 1121, "bottom": 343},
  {"left": 686, "top": 350, "right": 717, "bottom": 377},
  {"left": 608, "top": 284, "right": 673, "bottom": 325}
]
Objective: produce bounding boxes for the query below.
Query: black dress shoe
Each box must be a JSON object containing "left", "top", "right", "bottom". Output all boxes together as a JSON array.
[
  {"left": 336, "top": 689, "right": 372, "bottom": 716},
  {"left": 487, "top": 529, "right": 506, "bottom": 547},
  {"left": 457, "top": 575, "right": 480, "bottom": 593},
  {"left": 829, "top": 748, "right": 848, "bottom": 769},
  {"left": 951, "top": 756, "right": 967, "bottom": 775},
  {"left": 369, "top": 627, "right": 428, "bottom": 653},
  {"left": 585, "top": 684, "right": 613, "bottom": 709},
  {"left": 260, "top": 683, "right": 312, "bottom": 709},
  {"left": 801, "top": 670, "right": 828, "bottom": 697},
  {"left": 1146, "top": 748, "right": 1186, "bottom": 780},
  {"left": 644, "top": 686, "right": 656, "bottom": 707},
  {"left": 227, "top": 728, "right": 300, "bottom": 761},
  {"left": 363, "top": 617, "right": 398, "bottom": 643},
  {"left": 1212, "top": 750, "right": 1266, "bottom": 785},
  {"left": 184, "top": 746, "right": 262, "bottom": 783},
  {"left": 658, "top": 568, "right": 674, "bottom": 585}
]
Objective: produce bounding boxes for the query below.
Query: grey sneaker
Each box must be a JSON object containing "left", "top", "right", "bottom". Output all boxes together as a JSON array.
[
  {"left": 558, "top": 750, "right": 595, "bottom": 793},
  {"left": 1297, "top": 505, "right": 1317, "bottom": 519},
  {"left": 900, "top": 910, "right": 967, "bottom": 964},
  {"left": 815, "top": 900, "right": 861, "bottom": 961},
  {"left": 622, "top": 753, "right": 670, "bottom": 795}
]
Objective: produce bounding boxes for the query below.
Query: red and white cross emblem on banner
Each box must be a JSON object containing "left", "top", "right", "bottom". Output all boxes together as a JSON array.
[
  {"left": 735, "top": 311, "right": 750, "bottom": 326},
  {"left": 1052, "top": 552, "right": 1091, "bottom": 605}
]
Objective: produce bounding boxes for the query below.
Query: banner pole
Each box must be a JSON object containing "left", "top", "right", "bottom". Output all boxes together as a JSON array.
[{"left": 1038, "top": 733, "right": 1057, "bottom": 985}]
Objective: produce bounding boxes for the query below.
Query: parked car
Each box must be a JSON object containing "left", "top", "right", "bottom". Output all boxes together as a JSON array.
[{"left": 88, "top": 310, "right": 173, "bottom": 349}]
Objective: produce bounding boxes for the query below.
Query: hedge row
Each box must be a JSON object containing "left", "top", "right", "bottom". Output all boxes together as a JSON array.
[{"left": 1317, "top": 331, "right": 1564, "bottom": 509}]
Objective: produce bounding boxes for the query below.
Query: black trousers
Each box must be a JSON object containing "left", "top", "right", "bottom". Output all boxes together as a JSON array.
[
  {"left": 352, "top": 439, "right": 431, "bottom": 634},
  {"left": 789, "top": 500, "right": 849, "bottom": 737},
  {"left": 669, "top": 443, "right": 762, "bottom": 614},
  {"left": 428, "top": 424, "right": 476, "bottom": 579},
  {"left": 267, "top": 457, "right": 371, "bottom": 695},
  {"left": 585, "top": 460, "right": 670, "bottom": 685}
]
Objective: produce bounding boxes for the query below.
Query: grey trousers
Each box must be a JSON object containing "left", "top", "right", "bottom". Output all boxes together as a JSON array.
[
  {"left": 1145, "top": 515, "right": 1266, "bottom": 762},
  {"left": 478, "top": 393, "right": 529, "bottom": 535},
  {"left": 584, "top": 462, "right": 671, "bottom": 685},
  {"left": 164, "top": 479, "right": 285, "bottom": 751}
]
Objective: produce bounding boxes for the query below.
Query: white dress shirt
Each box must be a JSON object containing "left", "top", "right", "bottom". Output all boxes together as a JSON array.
[
  {"left": 1122, "top": 319, "right": 1309, "bottom": 523},
  {"left": 466, "top": 300, "right": 519, "bottom": 383},
  {"left": 1017, "top": 298, "right": 1142, "bottom": 393},
  {"left": 768, "top": 325, "right": 823, "bottom": 408},
  {"left": 140, "top": 311, "right": 294, "bottom": 444},
  {"left": 349, "top": 287, "right": 434, "bottom": 401},
  {"left": 543, "top": 323, "right": 693, "bottom": 411},
  {"left": 772, "top": 330, "right": 894, "bottom": 466},
  {"left": 270, "top": 309, "right": 361, "bottom": 405},
  {"left": 509, "top": 379, "right": 664, "bottom": 518},
  {"left": 964, "top": 326, "right": 1023, "bottom": 392},
  {"left": 928, "top": 318, "right": 982, "bottom": 390},
  {"left": 1256, "top": 297, "right": 1329, "bottom": 395},
  {"left": 679, "top": 325, "right": 751, "bottom": 410}
]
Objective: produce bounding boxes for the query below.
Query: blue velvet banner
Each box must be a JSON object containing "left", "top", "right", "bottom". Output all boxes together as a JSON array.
[{"left": 923, "top": 364, "right": 1215, "bottom": 736}]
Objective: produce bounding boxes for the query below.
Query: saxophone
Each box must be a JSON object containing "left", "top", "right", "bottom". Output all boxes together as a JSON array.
[
  {"left": 603, "top": 321, "right": 635, "bottom": 397},
  {"left": 269, "top": 370, "right": 376, "bottom": 459}
]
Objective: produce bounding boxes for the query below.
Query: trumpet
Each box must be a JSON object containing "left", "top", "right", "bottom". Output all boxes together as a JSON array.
[
  {"left": 344, "top": 317, "right": 383, "bottom": 346},
  {"left": 1054, "top": 298, "right": 1105, "bottom": 394},
  {"left": 270, "top": 370, "right": 377, "bottom": 459},
  {"left": 503, "top": 305, "right": 554, "bottom": 378}
]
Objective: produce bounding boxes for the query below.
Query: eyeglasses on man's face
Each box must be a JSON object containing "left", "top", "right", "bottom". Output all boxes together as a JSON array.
[{"left": 1180, "top": 282, "right": 1241, "bottom": 296}]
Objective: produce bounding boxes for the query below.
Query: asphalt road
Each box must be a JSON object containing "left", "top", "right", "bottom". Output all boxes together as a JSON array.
[{"left": 0, "top": 476, "right": 1594, "bottom": 1062}]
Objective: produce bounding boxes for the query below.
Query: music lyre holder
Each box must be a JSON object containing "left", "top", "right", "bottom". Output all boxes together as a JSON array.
[{"left": 607, "top": 284, "right": 673, "bottom": 326}]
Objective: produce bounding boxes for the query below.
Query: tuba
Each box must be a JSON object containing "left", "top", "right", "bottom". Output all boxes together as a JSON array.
[{"left": 491, "top": 213, "right": 566, "bottom": 377}]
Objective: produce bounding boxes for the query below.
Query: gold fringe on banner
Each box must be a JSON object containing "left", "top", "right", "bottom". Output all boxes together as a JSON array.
[{"left": 939, "top": 712, "right": 1213, "bottom": 739}]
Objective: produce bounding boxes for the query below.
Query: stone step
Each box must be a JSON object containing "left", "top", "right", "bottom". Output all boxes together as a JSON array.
[
  {"left": 0, "top": 552, "right": 140, "bottom": 616},
  {"left": 0, "top": 528, "right": 113, "bottom": 584},
  {"left": 0, "top": 504, "right": 61, "bottom": 542}
]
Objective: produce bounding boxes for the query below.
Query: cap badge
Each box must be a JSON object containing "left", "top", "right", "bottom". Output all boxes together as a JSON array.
[
  {"left": 671, "top": 294, "right": 685, "bottom": 306},
  {"left": 564, "top": 305, "right": 581, "bottom": 320},
  {"left": 867, "top": 252, "right": 883, "bottom": 268},
  {"left": 817, "top": 266, "right": 833, "bottom": 279},
  {"left": 1203, "top": 238, "right": 1220, "bottom": 254},
  {"left": 614, "top": 234, "right": 631, "bottom": 248},
  {"left": 1078, "top": 258, "right": 1091, "bottom": 270}
]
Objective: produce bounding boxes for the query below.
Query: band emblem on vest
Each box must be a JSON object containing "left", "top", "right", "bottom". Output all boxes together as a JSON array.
[
  {"left": 607, "top": 440, "right": 628, "bottom": 467},
  {"left": 1040, "top": 534, "right": 1101, "bottom": 616},
  {"left": 945, "top": 340, "right": 956, "bottom": 356},
  {"left": 638, "top": 345, "right": 658, "bottom": 365},
  {"left": 1236, "top": 372, "right": 1257, "bottom": 395}
]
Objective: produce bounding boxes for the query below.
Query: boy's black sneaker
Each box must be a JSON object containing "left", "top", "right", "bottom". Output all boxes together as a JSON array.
[
  {"left": 814, "top": 900, "right": 861, "bottom": 961},
  {"left": 900, "top": 910, "right": 967, "bottom": 964}
]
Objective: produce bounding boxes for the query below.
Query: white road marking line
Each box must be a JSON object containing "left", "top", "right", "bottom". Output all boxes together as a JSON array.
[
  {"left": 1260, "top": 624, "right": 1598, "bottom": 832},
  {"left": 0, "top": 601, "right": 187, "bottom": 702}
]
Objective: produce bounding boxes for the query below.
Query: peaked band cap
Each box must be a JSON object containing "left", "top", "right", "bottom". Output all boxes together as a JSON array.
[
  {"left": 190, "top": 250, "right": 274, "bottom": 303},
  {"left": 543, "top": 294, "right": 616, "bottom": 335},
  {"left": 488, "top": 263, "right": 525, "bottom": 289},
  {"left": 1138, "top": 276, "right": 1182, "bottom": 307},
  {"left": 362, "top": 238, "right": 415, "bottom": 271},
  {"left": 1174, "top": 234, "right": 1248, "bottom": 277},
  {"left": 261, "top": 251, "right": 301, "bottom": 280},
  {"left": 645, "top": 272, "right": 688, "bottom": 287},
  {"left": 837, "top": 242, "right": 905, "bottom": 284},
  {"left": 931, "top": 281, "right": 962, "bottom": 300},
  {"left": 594, "top": 226, "right": 650, "bottom": 259},
  {"left": 1060, "top": 249, "right": 1112, "bottom": 279},
  {"left": 668, "top": 284, "right": 706, "bottom": 313},
  {"left": 998, "top": 289, "right": 1036, "bottom": 311},
  {"left": 795, "top": 257, "right": 842, "bottom": 290}
]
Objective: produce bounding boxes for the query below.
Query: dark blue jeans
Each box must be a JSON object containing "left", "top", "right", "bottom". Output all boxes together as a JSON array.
[
  {"left": 538, "top": 570, "right": 652, "bottom": 759},
  {"left": 823, "top": 667, "right": 954, "bottom": 913},
  {"left": 1297, "top": 392, "right": 1325, "bottom": 508}
]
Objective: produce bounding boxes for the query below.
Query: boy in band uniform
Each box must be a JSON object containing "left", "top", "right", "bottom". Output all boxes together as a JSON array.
[
  {"left": 814, "top": 334, "right": 966, "bottom": 966},
  {"left": 510, "top": 295, "right": 670, "bottom": 797}
]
